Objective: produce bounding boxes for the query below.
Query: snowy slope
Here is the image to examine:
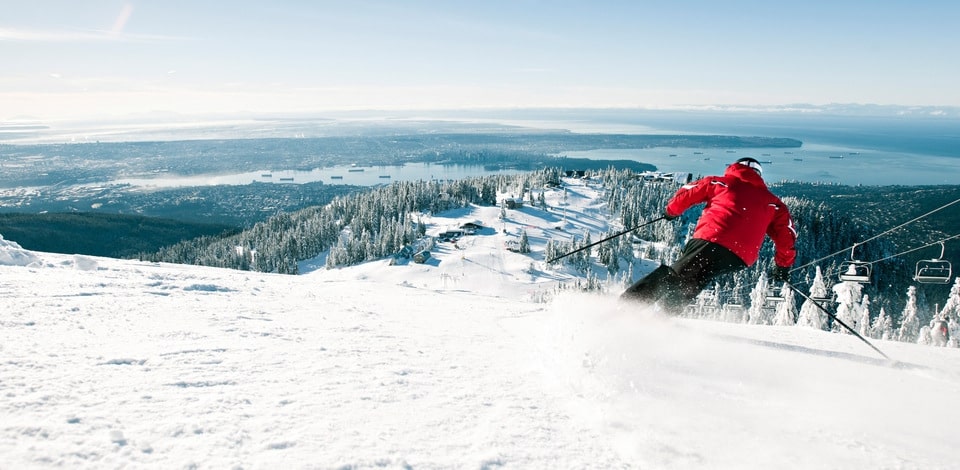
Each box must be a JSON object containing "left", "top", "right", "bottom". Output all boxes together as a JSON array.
[{"left": 2, "top": 178, "right": 960, "bottom": 469}]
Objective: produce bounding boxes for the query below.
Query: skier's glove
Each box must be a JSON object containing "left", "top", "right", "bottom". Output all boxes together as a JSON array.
[
  {"left": 663, "top": 211, "right": 678, "bottom": 221},
  {"left": 771, "top": 266, "right": 791, "bottom": 283}
]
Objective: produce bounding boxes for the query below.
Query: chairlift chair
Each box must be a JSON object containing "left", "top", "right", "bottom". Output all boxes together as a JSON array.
[
  {"left": 914, "top": 242, "right": 953, "bottom": 284},
  {"left": 811, "top": 293, "right": 835, "bottom": 305},
  {"left": 765, "top": 285, "right": 785, "bottom": 303},
  {"left": 839, "top": 244, "right": 872, "bottom": 284},
  {"left": 839, "top": 262, "right": 871, "bottom": 283}
]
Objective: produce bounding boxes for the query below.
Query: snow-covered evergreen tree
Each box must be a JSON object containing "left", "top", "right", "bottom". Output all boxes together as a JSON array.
[
  {"left": 747, "top": 273, "right": 773, "bottom": 325},
  {"left": 917, "top": 325, "right": 933, "bottom": 346},
  {"left": 938, "top": 277, "right": 960, "bottom": 323},
  {"left": 947, "top": 316, "right": 959, "bottom": 348},
  {"left": 796, "top": 266, "right": 829, "bottom": 330},
  {"left": 605, "top": 245, "right": 619, "bottom": 275},
  {"left": 857, "top": 294, "right": 872, "bottom": 338},
  {"left": 871, "top": 307, "right": 895, "bottom": 340},
  {"left": 897, "top": 286, "right": 921, "bottom": 343},
  {"left": 772, "top": 282, "right": 797, "bottom": 326},
  {"left": 832, "top": 281, "right": 862, "bottom": 334}
]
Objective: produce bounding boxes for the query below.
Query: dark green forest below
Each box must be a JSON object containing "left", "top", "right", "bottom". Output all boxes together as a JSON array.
[
  {"left": 777, "top": 183, "right": 960, "bottom": 267},
  {"left": 0, "top": 213, "right": 238, "bottom": 259}
]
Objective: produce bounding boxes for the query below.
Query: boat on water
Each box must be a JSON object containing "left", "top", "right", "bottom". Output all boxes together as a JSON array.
[
  {"left": 693, "top": 151, "right": 704, "bottom": 155},
  {"left": 330, "top": 175, "right": 344, "bottom": 179},
  {"left": 829, "top": 155, "right": 844, "bottom": 159},
  {"left": 378, "top": 175, "right": 391, "bottom": 179},
  {"left": 261, "top": 173, "right": 273, "bottom": 178},
  {"left": 348, "top": 168, "right": 365, "bottom": 172},
  {"left": 278, "top": 177, "right": 294, "bottom": 181}
]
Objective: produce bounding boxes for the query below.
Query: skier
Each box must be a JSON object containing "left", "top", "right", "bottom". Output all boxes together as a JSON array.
[
  {"left": 930, "top": 316, "right": 950, "bottom": 347},
  {"left": 621, "top": 157, "right": 797, "bottom": 312}
]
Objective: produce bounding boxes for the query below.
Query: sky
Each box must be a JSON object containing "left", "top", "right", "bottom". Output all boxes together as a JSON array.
[
  {"left": 2, "top": 176, "right": 960, "bottom": 468},
  {"left": 2, "top": 1, "right": 960, "bottom": 121}
]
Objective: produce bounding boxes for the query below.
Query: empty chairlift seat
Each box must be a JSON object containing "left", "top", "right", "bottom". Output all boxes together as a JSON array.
[{"left": 914, "top": 243, "right": 952, "bottom": 284}]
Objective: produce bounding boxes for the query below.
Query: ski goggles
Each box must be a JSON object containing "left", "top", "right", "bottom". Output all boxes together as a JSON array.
[{"left": 737, "top": 159, "right": 763, "bottom": 175}]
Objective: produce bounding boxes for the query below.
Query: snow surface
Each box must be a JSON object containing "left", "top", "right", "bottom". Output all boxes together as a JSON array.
[{"left": 2, "top": 179, "right": 960, "bottom": 469}]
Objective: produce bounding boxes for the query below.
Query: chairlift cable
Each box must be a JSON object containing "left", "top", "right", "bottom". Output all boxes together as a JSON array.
[
  {"left": 812, "top": 232, "right": 960, "bottom": 281},
  {"left": 791, "top": 196, "right": 960, "bottom": 273},
  {"left": 864, "top": 232, "right": 960, "bottom": 265}
]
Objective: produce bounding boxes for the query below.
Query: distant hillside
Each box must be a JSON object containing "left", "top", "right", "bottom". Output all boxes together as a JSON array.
[
  {"left": 777, "top": 183, "right": 960, "bottom": 307},
  {"left": 0, "top": 213, "right": 238, "bottom": 259},
  {"left": 777, "top": 183, "right": 960, "bottom": 262}
]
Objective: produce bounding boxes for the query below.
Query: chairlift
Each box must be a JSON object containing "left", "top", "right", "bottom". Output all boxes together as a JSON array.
[
  {"left": 765, "top": 285, "right": 785, "bottom": 303},
  {"left": 914, "top": 242, "right": 953, "bottom": 284},
  {"left": 811, "top": 294, "right": 834, "bottom": 305},
  {"left": 839, "top": 243, "right": 872, "bottom": 284}
]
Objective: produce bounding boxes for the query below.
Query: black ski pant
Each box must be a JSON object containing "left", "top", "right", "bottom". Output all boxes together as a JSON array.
[{"left": 620, "top": 238, "right": 747, "bottom": 312}]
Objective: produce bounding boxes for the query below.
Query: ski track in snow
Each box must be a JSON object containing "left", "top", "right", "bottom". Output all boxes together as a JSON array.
[{"left": 518, "top": 293, "right": 960, "bottom": 470}]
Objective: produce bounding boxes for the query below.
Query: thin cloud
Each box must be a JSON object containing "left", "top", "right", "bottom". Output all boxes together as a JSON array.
[{"left": 0, "top": 26, "right": 188, "bottom": 43}]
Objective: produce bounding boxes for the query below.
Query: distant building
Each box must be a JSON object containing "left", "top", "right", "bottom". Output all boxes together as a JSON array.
[
  {"left": 634, "top": 171, "right": 692, "bottom": 184},
  {"left": 459, "top": 221, "right": 483, "bottom": 234},
  {"left": 413, "top": 250, "right": 431, "bottom": 264},
  {"left": 395, "top": 245, "right": 414, "bottom": 259},
  {"left": 503, "top": 198, "right": 524, "bottom": 209},
  {"left": 437, "top": 230, "right": 464, "bottom": 242}
]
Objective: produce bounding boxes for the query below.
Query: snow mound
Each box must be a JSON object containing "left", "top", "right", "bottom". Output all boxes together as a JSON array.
[
  {"left": 72, "top": 255, "right": 100, "bottom": 271},
  {"left": 0, "top": 234, "right": 41, "bottom": 267}
]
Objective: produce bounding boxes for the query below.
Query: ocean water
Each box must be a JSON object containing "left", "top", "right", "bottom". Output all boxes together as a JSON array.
[
  {"left": 487, "top": 110, "right": 960, "bottom": 186},
  {"left": 562, "top": 143, "right": 959, "bottom": 186},
  {"left": 9, "top": 110, "right": 959, "bottom": 187}
]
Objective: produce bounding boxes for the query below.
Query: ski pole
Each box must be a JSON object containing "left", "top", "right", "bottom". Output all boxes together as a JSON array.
[
  {"left": 785, "top": 282, "right": 891, "bottom": 361},
  {"left": 546, "top": 216, "right": 667, "bottom": 264}
]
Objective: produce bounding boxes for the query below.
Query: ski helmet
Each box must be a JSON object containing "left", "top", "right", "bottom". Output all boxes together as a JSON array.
[{"left": 735, "top": 157, "right": 763, "bottom": 175}]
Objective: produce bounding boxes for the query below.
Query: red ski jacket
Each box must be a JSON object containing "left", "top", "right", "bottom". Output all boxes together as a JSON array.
[{"left": 665, "top": 163, "right": 797, "bottom": 267}]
